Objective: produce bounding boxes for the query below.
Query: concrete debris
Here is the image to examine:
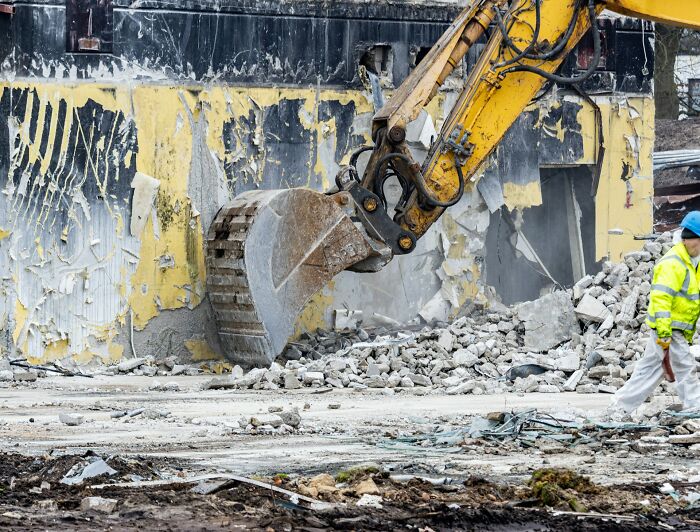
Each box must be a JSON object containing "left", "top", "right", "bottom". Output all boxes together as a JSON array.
[
  {"left": 61, "top": 458, "right": 117, "bottom": 485},
  {"left": 212, "top": 233, "right": 672, "bottom": 398},
  {"left": 356, "top": 493, "right": 383, "bottom": 508},
  {"left": 117, "top": 357, "right": 149, "bottom": 372},
  {"left": 575, "top": 294, "right": 612, "bottom": 323},
  {"left": 517, "top": 291, "right": 580, "bottom": 352},
  {"left": 59, "top": 413, "right": 85, "bottom": 426},
  {"left": 80, "top": 496, "right": 118, "bottom": 513},
  {"left": 11, "top": 369, "right": 39, "bottom": 382}
]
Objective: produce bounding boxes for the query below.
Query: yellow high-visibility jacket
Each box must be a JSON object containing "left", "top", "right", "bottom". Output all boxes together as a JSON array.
[{"left": 646, "top": 242, "right": 700, "bottom": 343}]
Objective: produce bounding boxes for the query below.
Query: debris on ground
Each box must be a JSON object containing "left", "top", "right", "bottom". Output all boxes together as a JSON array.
[
  {"left": 199, "top": 235, "right": 676, "bottom": 399},
  {"left": 0, "top": 451, "right": 695, "bottom": 530}
]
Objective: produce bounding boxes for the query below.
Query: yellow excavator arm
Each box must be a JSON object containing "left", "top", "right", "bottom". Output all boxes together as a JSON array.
[
  {"left": 207, "top": 0, "right": 700, "bottom": 366},
  {"left": 364, "top": 0, "right": 700, "bottom": 242}
]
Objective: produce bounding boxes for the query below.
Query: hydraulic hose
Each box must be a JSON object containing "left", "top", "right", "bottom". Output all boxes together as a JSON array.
[
  {"left": 375, "top": 153, "right": 465, "bottom": 208},
  {"left": 503, "top": 0, "right": 601, "bottom": 85}
]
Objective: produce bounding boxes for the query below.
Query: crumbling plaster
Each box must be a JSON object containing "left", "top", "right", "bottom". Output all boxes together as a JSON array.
[{"left": 0, "top": 79, "right": 653, "bottom": 365}]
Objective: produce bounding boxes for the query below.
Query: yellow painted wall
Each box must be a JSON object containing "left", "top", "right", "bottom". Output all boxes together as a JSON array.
[{"left": 0, "top": 81, "right": 653, "bottom": 364}]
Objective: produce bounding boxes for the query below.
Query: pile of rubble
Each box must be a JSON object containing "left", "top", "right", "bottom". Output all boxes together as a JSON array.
[{"left": 206, "top": 234, "right": 690, "bottom": 397}]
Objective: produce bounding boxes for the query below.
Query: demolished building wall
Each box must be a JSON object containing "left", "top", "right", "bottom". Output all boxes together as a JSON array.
[{"left": 0, "top": 1, "right": 653, "bottom": 366}]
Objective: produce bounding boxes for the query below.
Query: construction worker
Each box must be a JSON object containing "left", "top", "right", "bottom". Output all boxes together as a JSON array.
[{"left": 612, "top": 211, "right": 700, "bottom": 413}]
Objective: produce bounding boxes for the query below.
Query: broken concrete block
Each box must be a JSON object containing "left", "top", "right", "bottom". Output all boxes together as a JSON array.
[
  {"left": 117, "top": 357, "right": 148, "bottom": 372},
  {"left": 605, "top": 263, "right": 629, "bottom": 287},
  {"left": 250, "top": 414, "right": 283, "bottom": 428},
  {"left": 235, "top": 368, "right": 267, "bottom": 388},
  {"left": 617, "top": 287, "right": 640, "bottom": 325},
  {"left": 407, "top": 374, "right": 431, "bottom": 387},
  {"left": 12, "top": 369, "right": 38, "bottom": 382},
  {"left": 0, "top": 370, "right": 13, "bottom": 382},
  {"left": 517, "top": 291, "right": 580, "bottom": 352},
  {"left": 366, "top": 363, "right": 381, "bottom": 377},
  {"left": 588, "top": 366, "right": 611, "bottom": 379},
  {"left": 303, "top": 371, "right": 325, "bottom": 384},
  {"left": 669, "top": 432, "right": 700, "bottom": 445},
  {"left": 284, "top": 373, "right": 302, "bottom": 390},
  {"left": 80, "top": 496, "right": 118, "bottom": 514},
  {"left": 453, "top": 349, "right": 478, "bottom": 367},
  {"left": 365, "top": 375, "right": 387, "bottom": 388},
  {"left": 573, "top": 275, "right": 593, "bottom": 300},
  {"left": 203, "top": 375, "right": 237, "bottom": 390},
  {"left": 356, "top": 494, "right": 383, "bottom": 508},
  {"left": 399, "top": 376, "right": 414, "bottom": 388},
  {"left": 554, "top": 352, "right": 580, "bottom": 372},
  {"left": 170, "top": 364, "right": 187, "bottom": 376},
  {"left": 278, "top": 410, "right": 301, "bottom": 428},
  {"left": 563, "top": 369, "right": 584, "bottom": 391},
  {"left": 497, "top": 321, "right": 515, "bottom": 333},
  {"left": 437, "top": 330, "right": 455, "bottom": 352},
  {"left": 575, "top": 294, "right": 611, "bottom": 323},
  {"left": 59, "top": 413, "right": 85, "bottom": 426},
  {"left": 446, "top": 380, "right": 476, "bottom": 395},
  {"left": 597, "top": 384, "right": 617, "bottom": 394},
  {"left": 61, "top": 459, "right": 117, "bottom": 485}
]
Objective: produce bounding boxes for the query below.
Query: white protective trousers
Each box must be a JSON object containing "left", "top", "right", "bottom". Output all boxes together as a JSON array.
[{"left": 614, "top": 330, "right": 700, "bottom": 413}]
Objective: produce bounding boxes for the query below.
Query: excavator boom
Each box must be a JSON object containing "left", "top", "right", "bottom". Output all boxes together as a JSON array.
[{"left": 208, "top": 0, "right": 700, "bottom": 366}]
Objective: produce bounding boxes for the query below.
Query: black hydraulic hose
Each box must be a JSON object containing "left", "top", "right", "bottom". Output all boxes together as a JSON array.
[
  {"left": 503, "top": 0, "right": 600, "bottom": 85},
  {"left": 494, "top": 0, "right": 541, "bottom": 69},
  {"left": 522, "top": 0, "right": 583, "bottom": 61},
  {"left": 375, "top": 153, "right": 465, "bottom": 208},
  {"left": 350, "top": 146, "right": 373, "bottom": 169},
  {"left": 496, "top": 0, "right": 582, "bottom": 63}
]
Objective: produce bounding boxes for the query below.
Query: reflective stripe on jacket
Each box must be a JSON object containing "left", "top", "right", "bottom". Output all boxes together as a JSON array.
[{"left": 646, "top": 242, "right": 700, "bottom": 343}]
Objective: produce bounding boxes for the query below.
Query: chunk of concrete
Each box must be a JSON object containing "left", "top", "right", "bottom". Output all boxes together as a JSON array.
[
  {"left": 669, "top": 433, "right": 700, "bottom": 445},
  {"left": 517, "top": 292, "right": 580, "bottom": 352},
  {"left": 61, "top": 459, "right": 117, "bottom": 485},
  {"left": 453, "top": 349, "right": 479, "bottom": 368},
  {"left": 80, "top": 496, "right": 118, "bottom": 514},
  {"left": 563, "top": 369, "right": 584, "bottom": 391},
  {"left": 407, "top": 374, "right": 431, "bottom": 387},
  {"left": 437, "top": 330, "right": 455, "bottom": 352},
  {"left": 303, "top": 371, "right": 325, "bottom": 384},
  {"left": 59, "top": 413, "right": 85, "bottom": 426},
  {"left": 555, "top": 352, "right": 580, "bottom": 372},
  {"left": 250, "top": 414, "right": 284, "bottom": 428},
  {"left": 12, "top": 369, "right": 38, "bottom": 382},
  {"left": 284, "top": 373, "right": 302, "bottom": 390},
  {"left": 575, "top": 294, "right": 611, "bottom": 323},
  {"left": 279, "top": 410, "right": 301, "bottom": 428},
  {"left": 118, "top": 357, "right": 147, "bottom": 372}
]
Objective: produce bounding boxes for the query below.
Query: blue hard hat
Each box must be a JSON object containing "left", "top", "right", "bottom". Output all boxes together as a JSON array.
[{"left": 680, "top": 211, "right": 700, "bottom": 236}]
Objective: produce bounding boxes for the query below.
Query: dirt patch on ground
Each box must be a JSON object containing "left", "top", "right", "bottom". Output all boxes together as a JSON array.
[
  {"left": 655, "top": 118, "right": 700, "bottom": 188},
  {"left": 0, "top": 453, "right": 697, "bottom": 530}
]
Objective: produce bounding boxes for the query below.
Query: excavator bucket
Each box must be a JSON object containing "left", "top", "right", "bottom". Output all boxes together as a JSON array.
[{"left": 206, "top": 188, "right": 378, "bottom": 367}]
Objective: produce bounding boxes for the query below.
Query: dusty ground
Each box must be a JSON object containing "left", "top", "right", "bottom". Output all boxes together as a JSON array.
[{"left": 0, "top": 375, "right": 699, "bottom": 530}]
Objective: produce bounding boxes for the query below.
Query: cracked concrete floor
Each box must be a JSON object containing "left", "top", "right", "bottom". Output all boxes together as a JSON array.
[{"left": 1, "top": 375, "right": 691, "bottom": 487}]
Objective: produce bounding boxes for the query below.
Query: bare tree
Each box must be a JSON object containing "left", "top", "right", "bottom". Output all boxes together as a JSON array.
[{"left": 655, "top": 25, "right": 683, "bottom": 119}]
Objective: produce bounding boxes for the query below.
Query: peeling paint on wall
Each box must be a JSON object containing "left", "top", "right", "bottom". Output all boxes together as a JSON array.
[{"left": 0, "top": 80, "right": 654, "bottom": 364}]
